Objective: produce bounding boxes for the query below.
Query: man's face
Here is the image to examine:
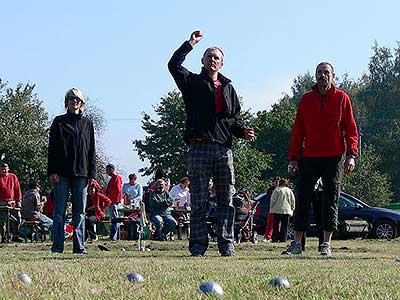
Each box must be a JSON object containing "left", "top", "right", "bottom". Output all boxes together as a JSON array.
[
  {"left": 0, "top": 166, "right": 9, "bottom": 176},
  {"left": 316, "top": 63, "right": 335, "bottom": 88},
  {"left": 202, "top": 49, "right": 224, "bottom": 73},
  {"left": 130, "top": 176, "right": 137, "bottom": 185},
  {"left": 158, "top": 181, "right": 165, "bottom": 191}
]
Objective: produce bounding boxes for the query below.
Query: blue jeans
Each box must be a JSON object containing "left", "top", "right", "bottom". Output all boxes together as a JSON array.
[
  {"left": 109, "top": 203, "right": 120, "bottom": 241},
  {"left": 150, "top": 215, "right": 177, "bottom": 240},
  {"left": 51, "top": 176, "right": 88, "bottom": 253},
  {"left": 38, "top": 213, "right": 53, "bottom": 239}
]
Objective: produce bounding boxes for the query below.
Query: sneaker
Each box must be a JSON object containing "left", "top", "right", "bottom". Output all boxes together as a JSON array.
[
  {"left": 263, "top": 238, "right": 271, "bottom": 243},
  {"left": 320, "top": 242, "right": 332, "bottom": 256},
  {"left": 283, "top": 240, "right": 302, "bottom": 255}
]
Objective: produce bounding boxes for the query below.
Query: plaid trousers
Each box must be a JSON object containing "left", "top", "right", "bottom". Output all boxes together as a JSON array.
[{"left": 188, "top": 142, "right": 235, "bottom": 254}]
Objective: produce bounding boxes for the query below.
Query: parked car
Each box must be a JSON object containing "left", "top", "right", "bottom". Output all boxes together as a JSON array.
[
  {"left": 338, "top": 192, "right": 400, "bottom": 239},
  {"left": 281, "top": 192, "right": 400, "bottom": 240}
]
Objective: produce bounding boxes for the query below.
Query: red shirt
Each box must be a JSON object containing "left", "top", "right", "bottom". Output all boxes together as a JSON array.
[
  {"left": 214, "top": 80, "right": 225, "bottom": 113},
  {"left": 106, "top": 174, "right": 123, "bottom": 204},
  {"left": 87, "top": 192, "right": 111, "bottom": 220},
  {"left": 288, "top": 84, "right": 358, "bottom": 160},
  {"left": 0, "top": 173, "right": 22, "bottom": 201}
]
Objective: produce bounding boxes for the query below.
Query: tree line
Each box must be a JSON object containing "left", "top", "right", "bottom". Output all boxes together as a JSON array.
[
  {"left": 1, "top": 42, "right": 399, "bottom": 206},
  {"left": 134, "top": 42, "right": 400, "bottom": 207}
]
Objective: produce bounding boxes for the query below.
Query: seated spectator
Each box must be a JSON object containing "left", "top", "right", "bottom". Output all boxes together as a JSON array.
[
  {"left": 21, "top": 182, "right": 53, "bottom": 232},
  {"left": 169, "top": 177, "right": 191, "bottom": 210},
  {"left": 122, "top": 174, "right": 143, "bottom": 209},
  {"left": 42, "top": 189, "right": 55, "bottom": 218},
  {"left": 85, "top": 184, "right": 111, "bottom": 241},
  {"left": 148, "top": 179, "right": 177, "bottom": 241}
]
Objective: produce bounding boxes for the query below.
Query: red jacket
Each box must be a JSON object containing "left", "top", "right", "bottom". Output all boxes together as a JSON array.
[
  {"left": 106, "top": 174, "right": 122, "bottom": 204},
  {"left": 86, "top": 192, "right": 111, "bottom": 221},
  {"left": 288, "top": 84, "right": 358, "bottom": 161},
  {"left": 0, "top": 173, "right": 22, "bottom": 201}
]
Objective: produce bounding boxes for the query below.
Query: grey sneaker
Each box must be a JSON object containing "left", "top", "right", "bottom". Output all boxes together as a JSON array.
[
  {"left": 283, "top": 240, "right": 302, "bottom": 255},
  {"left": 320, "top": 242, "right": 332, "bottom": 256}
]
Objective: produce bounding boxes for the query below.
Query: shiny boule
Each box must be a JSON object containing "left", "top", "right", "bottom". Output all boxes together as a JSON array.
[
  {"left": 268, "top": 276, "right": 290, "bottom": 288},
  {"left": 127, "top": 272, "right": 144, "bottom": 282},
  {"left": 198, "top": 281, "right": 224, "bottom": 297},
  {"left": 17, "top": 273, "right": 32, "bottom": 284}
]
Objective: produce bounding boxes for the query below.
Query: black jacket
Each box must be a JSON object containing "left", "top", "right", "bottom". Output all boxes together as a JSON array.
[
  {"left": 47, "top": 110, "right": 96, "bottom": 179},
  {"left": 168, "top": 41, "right": 245, "bottom": 148}
]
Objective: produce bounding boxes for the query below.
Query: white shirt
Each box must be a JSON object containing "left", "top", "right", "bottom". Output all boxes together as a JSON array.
[{"left": 169, "top": 184, "right": 190, "bottom": 209}]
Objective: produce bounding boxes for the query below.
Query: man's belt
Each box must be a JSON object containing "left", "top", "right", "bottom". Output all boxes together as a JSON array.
[{"left": 188, "top": 137, "right": 212, "bottom": 144}]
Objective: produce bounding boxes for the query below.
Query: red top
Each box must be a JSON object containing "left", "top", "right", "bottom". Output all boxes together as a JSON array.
[
  {"left": 86, "top": 192, "right": 111, "bottom": 221},
  {"left": 0, "top": 173, "right": 22, "bottom": 201},
  {"left": 214, "top": 80, "right": 225, "bottom": 113},
  {"left": 43, "top": 193, "right": 54, "bottom": 217},
  {"left": 288, "top": 84, "right": 358, "bottom": 161},
  {"left": 106, "top": 174, "right": 123, "bottom": 203}
]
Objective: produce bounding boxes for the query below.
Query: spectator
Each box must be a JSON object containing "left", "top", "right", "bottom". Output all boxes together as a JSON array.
[
  {"left": 48, "top": 87, "right": 96, "bottom": 254},
  {"left": 122, "top": 174, "right": 143, "bottom": 209},
  {"left": 85, "top": 184, "right": 111, "bottom": 241},
  {"left": 42, "top": 190, "right": 55, "bottom": 218},
  {"left": 105, "top": 164, "right": 123, "bottom": 241},
  {"left": 262, "top": 177, "right": 280, "bottom": 242},
  {"left": 148, "top": 179, "right": 177, "bottom": 241},
  {"left": 269, "top": 178, "right": 295, "bottom": 243},
  {"left": 0, "top": 162, "right": 23, "bottom": 242},
  {"left": 21, "top": 182, "right": 53, "bottom": 233},
  {"left": 169, "top": 177, "right": 191, "bottom": 210}
]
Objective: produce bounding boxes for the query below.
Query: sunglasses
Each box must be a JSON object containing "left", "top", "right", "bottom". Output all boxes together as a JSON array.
[{"left": 67, "top": 96, "right": 82, "bottom": 102}]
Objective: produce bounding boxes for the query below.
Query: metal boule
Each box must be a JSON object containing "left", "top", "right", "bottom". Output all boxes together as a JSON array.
[
  {"left": 127, "top": 272, "right": 144, "bottom": 282},
  {"left": 198, "top": 281, "right": 224, "bottom": 297},
  {"left": 17, "top": 273, "right": 32, "bottom": 285},
  {"left": 268, "top": 276, "right": 290, "bottom": 288}
]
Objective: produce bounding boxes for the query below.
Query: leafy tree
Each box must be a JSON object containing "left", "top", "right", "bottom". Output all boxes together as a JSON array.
[
  {"left": 254, "top": 95, "right": 296, "bottom": 179},
  {"left": 0, "top": 82, "right": 50, "bottom": 191},
  {"left": 133, "top": 91, "right": 187, "bottom": 184},
  {"left": 83, "top": 99, "right": 110, "bottom": 187},
  {"left": 342, "top": 144, "right": 392, "bottom": 207},
  {"left": 233, "top": 141, "right": 272, "bottom": 195},
  {"left": 355, "top": 42, "right": 400, "bottom": 200}
]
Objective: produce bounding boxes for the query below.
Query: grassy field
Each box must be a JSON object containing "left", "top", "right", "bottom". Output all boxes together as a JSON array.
[{"left": 0, "top": 237, "right": 399, "bottom": 300}]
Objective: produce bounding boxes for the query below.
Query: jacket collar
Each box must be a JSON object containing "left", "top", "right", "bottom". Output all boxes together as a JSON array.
[
  {"left": 66, "top": 110, "right": 83, "bottom": 119},
  {"left": 312, "top": 83, "right": 336, "bottom": 96},
  {"left": 200, "top": 68, "right": 231, "bottom": 86}
]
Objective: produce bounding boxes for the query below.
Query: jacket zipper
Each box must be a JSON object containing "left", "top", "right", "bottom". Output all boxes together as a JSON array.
[{"left": 320, "top": 95, "right": 325, "bottom": 112}]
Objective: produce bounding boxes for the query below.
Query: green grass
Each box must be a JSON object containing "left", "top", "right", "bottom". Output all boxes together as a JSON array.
[{"left": 0, "top": 238, "right": 399, "bottom": 299}]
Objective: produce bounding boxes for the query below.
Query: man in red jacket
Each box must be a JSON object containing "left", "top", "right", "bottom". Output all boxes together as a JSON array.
[
  {"left": 0, "top": 163, "right": 23, "bottom": 242},
  {"left": 285, "top": 62, "right": 358, "bottom": 256},
  {"left": 105, "top": 164, "right": 122, "bottom": 241}
]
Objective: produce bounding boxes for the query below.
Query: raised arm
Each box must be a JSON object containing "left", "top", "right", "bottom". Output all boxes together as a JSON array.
[{"left": 167, "top": 31, "right": 203, "bottom": 93}]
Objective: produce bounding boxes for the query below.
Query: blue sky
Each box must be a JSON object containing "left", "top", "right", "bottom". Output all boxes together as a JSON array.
[{"left": 1, "top": 0, "right": 399, "bottom": 184}]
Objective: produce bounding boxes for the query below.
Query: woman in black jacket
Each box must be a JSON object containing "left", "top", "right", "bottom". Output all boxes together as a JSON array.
[{"left": 48, "top": 87, "right": 96, "bottom": 254}]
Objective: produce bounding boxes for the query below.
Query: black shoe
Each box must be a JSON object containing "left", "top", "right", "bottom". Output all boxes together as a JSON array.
[
  {"left": 98, "top": 244, "right": 110, "bottom": 251},
  {"left": 190, "top": 252, "right": 204, "bottom": 257}
]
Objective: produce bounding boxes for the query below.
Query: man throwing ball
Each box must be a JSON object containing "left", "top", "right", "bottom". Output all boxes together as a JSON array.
[{"left": 168, "top": 31, "right": 254, "bottom": 256}]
